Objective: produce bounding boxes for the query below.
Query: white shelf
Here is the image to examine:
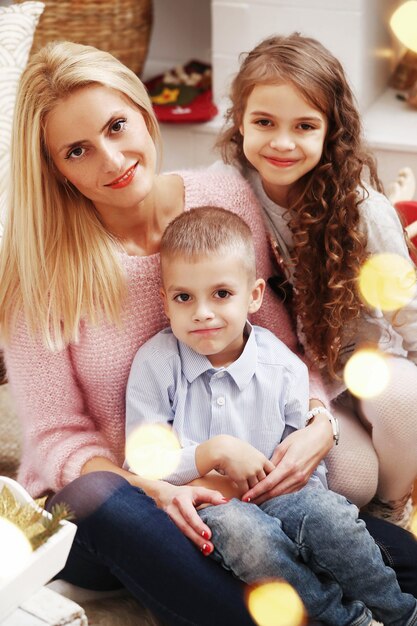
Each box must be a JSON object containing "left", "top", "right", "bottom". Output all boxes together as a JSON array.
[{"left": 363, "top": 88, "right": 417, "bottom": 154}]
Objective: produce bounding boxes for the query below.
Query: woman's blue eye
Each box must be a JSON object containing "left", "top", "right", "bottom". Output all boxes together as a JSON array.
[{"left": 175, "top": 293, "right": 190, "bottom": 302}]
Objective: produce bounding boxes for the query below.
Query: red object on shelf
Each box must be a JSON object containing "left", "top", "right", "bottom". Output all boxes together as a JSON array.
[
  {"left": 145, "top": 60, "right": 218, "bottom": 123},
  {"left": 395, "top": 200, "right": 417, "bottom": 243},
  {"left": 395, "top": 200, "right": 417, "bottom": 263}
]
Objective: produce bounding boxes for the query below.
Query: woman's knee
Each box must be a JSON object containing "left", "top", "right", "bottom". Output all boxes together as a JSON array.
[
  {"left": 47, "top": 471, "right": 130, "bottom": 520},
  {"left": 359, "top": 356, "right": 417, "bottom": 438},
  {"left": 326, "top": 404, "right": 378, "bottom": 507}
]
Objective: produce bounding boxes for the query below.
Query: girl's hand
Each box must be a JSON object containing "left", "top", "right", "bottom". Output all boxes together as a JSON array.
[
  {"left": 242, "top": 416, "right": 333, "bottom": 504},
  {"left": 152, "top": 481, "right": 228, "bottom": 554}
]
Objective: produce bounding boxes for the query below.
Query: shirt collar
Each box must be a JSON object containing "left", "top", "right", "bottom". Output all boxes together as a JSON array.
[{"left": 178, "top": 322, "right": 258, "bottom": 390}]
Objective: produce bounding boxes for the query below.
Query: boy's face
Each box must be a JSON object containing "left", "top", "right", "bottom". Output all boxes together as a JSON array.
[{"left": 161, "top": 253, "right": 265, "bottom": 368}]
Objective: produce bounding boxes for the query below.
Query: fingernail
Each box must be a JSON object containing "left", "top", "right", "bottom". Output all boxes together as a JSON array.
[
  {"left": 221, "top": 497, "right": 230, "bottom": 502},
  {"left": 201, "top": 530, "right": 209, "bottom": 539},
  {"left": 201, "top": 543, "right": 212, "bottom": 556},
  {"left": 243, "top": 497, "right": 251, "bottom": 503}
]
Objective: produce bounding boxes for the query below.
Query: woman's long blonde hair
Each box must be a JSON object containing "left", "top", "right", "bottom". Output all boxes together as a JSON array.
[
  {"left": 217, "top": 33, "right": 383, "bottom": 378},
  {"left": 0, "top": 41, "right": 161, "bottom": 350}
]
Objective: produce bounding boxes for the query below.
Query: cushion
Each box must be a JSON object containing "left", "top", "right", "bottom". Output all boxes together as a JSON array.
[{"left": 0, "top": 1, "right": 44, "bottom": 236}]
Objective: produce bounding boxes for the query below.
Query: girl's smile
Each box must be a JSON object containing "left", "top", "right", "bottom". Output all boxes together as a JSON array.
[
  {"left": 240, "top": 83, "right": 327, "bottom": 207},
  {"left": 264, "top": 156, "right": 300, "bottom": 168}
]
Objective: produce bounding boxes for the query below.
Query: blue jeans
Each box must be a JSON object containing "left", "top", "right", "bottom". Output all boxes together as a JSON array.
[
  {"left": 47, "top": 472, "right": 256, "bottom": 626},
  {"left": 199, "top": 484, "right": 417, "bottom": 626}
]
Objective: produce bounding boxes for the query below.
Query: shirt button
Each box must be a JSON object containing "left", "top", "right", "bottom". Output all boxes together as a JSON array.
[{"left": 216, "top": 396, "right": 225, "bottom": 406}]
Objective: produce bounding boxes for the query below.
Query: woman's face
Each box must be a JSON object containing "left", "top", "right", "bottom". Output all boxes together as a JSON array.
[{"left": 45, "top": 84, "right": 157, "bottom": 214}]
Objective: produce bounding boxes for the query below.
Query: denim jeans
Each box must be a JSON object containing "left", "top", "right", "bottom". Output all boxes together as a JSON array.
[
  {"left": 47, "top": 472, "right": 256, "bottom": 626},
  {"left": 360, "top": 511, "right": 417, "bottom": 597},
  {"left": 199, "top": 484, "right": 417, "bottom": 626}
]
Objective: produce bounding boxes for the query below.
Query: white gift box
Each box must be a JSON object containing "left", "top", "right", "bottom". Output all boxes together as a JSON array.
[{"left": 0, "top": 476, "right": 77, "bottom": 623}]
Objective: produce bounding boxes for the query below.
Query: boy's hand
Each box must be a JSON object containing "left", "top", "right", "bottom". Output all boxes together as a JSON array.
[
  {"left": 210, "top": 435, "right": 275, "bottom": 492},
  {"left": 241, "top": 420, "right": 331, "bottom": 504}
]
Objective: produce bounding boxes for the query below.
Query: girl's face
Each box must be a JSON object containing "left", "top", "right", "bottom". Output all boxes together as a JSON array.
[
  {"left": 45, "top": 84, "right": 157, "bottom": 215},
  {"left": 240, "top": 82, "right": 327, "bottom": 207}
]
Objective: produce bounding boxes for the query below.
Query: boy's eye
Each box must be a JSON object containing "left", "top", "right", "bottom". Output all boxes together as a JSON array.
[
  {"left": 66, "top": 146, "right": 85, "bottom": 160},
  {"left": 215, "top": 290, "right": 231, "bottom": 299},
  {"left": 174, "top": 293, "right": 190, "bottom": 302},
  {"left": 111, "top": 118, "right": 127, "bottom": 133}
]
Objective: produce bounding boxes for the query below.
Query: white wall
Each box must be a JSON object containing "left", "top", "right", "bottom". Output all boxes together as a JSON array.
[
  {"left": 211, "top": 0, "right": 401, "bottom": 110},
  {"left": 145, "top": 0, "right": 402, "bottom": 109},
  {"left": 142, "top": 0, "right": 212, "bottom": 81}
]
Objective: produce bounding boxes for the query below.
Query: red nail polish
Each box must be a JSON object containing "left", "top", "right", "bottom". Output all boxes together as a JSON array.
[
  {"left": 221, "top": 497, "right": 230, "bottom": 502},
  {"left": 201, "top": 543, "right": 212, "bottom": 556},
  {"left": 243, "top": 496, "right": 251, "bottom": 503},
  {"left": 201, "top": 530, "right": 209, "bottom": 539}
]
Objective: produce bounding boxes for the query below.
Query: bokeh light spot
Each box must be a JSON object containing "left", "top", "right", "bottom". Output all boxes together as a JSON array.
[
  {"left": 247, "top": 580, "right": 306, "bottom": 626},
  {"left": 344, "top": 349, "right": 390, "bottom": 399},
  {"left": 0, "top": 517, "right": 33, "bottom": 580},
  {"left": 125, "top": 424, "right": 181, "bottom": 480},
  {"left": 358, "top": 253, "right": 416, "bottom": 311}
]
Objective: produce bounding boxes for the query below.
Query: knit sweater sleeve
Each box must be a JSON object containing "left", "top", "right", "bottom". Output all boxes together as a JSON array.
[
  {"left": 360, "top": 189, "right": 417, "bottom": 364},
  {"left": 4, "top": 316, "right": 117, "bottom": 494},
  {"left": 180, "top": 166, "right": 329, "bottom": 406}
]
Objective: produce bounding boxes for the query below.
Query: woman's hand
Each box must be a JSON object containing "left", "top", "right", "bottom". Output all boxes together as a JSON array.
[
  {"left": 151, "top": 481, "right": 228, "bottom": 554},
  {"left": 242, "top": 415, "right": 333, "bottom": 504}
]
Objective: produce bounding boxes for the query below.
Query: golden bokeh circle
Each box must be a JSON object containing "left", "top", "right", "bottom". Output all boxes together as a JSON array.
[
  {"left": 125, "top": 424, "right": 181, "bottom": 480},
  {"left": 247, "top": 580, "right": 306, "bottom": 626},
  {"left": 343, "top": 349, "right": 390, "bottom": 399},
  {"left": 358, "top": 253, "right": 416, "bottom": 312},
  {"left": 0, "top": 517, "right": 33, "bottom": 580}
]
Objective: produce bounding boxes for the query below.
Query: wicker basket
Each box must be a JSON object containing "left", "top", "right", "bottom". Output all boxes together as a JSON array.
[{"left": 14, "top": 0, "right": 153, "bottom": 76}]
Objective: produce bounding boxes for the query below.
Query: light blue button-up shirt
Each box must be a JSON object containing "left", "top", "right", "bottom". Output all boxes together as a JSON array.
[{"left": 126, "top": 324, "right": 327, "bottom": 487}]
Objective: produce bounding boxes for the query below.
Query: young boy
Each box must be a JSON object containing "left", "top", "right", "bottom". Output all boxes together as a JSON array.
[{"left": 125, "top": 207, "right": 417, "bottom": 626}]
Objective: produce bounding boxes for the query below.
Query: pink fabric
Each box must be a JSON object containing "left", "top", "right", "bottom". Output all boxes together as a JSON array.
[{"left": 4, "top": 168, "right": 327, "bottom": 497}]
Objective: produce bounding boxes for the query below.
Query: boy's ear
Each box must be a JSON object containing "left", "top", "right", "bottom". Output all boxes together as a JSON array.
[
  {"left": 160, "top": 287, "right": 170, "bottom": 318},
  {"left": 248, "top": 278, "right": 265, "bottom": 314},
  {"left": 239, "top": 124, "right": 244, "bottom": 136}
]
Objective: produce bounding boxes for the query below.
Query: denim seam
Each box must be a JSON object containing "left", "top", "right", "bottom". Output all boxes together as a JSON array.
[
  {"left": 373, "top": 538, "right": 395, "bottom": 569},
  {"left": 406, "top": 603, "right": 417, "bottom": 626}
]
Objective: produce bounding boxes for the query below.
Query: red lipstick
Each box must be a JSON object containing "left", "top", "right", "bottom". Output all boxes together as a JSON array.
[{"left": 105, "top": 163, "right": 137, "bottom": 189}]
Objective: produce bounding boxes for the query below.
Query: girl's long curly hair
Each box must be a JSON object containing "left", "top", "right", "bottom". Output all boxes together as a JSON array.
[{"left": 218, "top": 33, "right": 384, "bottom": 378}]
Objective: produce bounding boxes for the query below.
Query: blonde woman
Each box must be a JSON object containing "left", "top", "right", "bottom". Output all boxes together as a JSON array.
[{"left": 0, "top": 41, "right": 415, "bottom": 623}]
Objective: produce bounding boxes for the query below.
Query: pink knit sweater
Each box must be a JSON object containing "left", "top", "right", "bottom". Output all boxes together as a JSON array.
[{"left": 4, "top": 168, "right": 327, "bottom": 497}]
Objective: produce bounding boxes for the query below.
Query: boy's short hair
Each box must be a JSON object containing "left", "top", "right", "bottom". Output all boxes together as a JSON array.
[{"left": 160, "top": 206, "right": 256, "bottom": 280}]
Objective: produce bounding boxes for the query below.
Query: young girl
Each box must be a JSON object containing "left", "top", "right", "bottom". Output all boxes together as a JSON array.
[{"left": 218, "top": 33, "right": 417, "bottom": 527}]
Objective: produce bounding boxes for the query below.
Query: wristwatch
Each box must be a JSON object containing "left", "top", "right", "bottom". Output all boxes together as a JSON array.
[{"left": 305, "top": 406, "right": 340, "bottom": 446}]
